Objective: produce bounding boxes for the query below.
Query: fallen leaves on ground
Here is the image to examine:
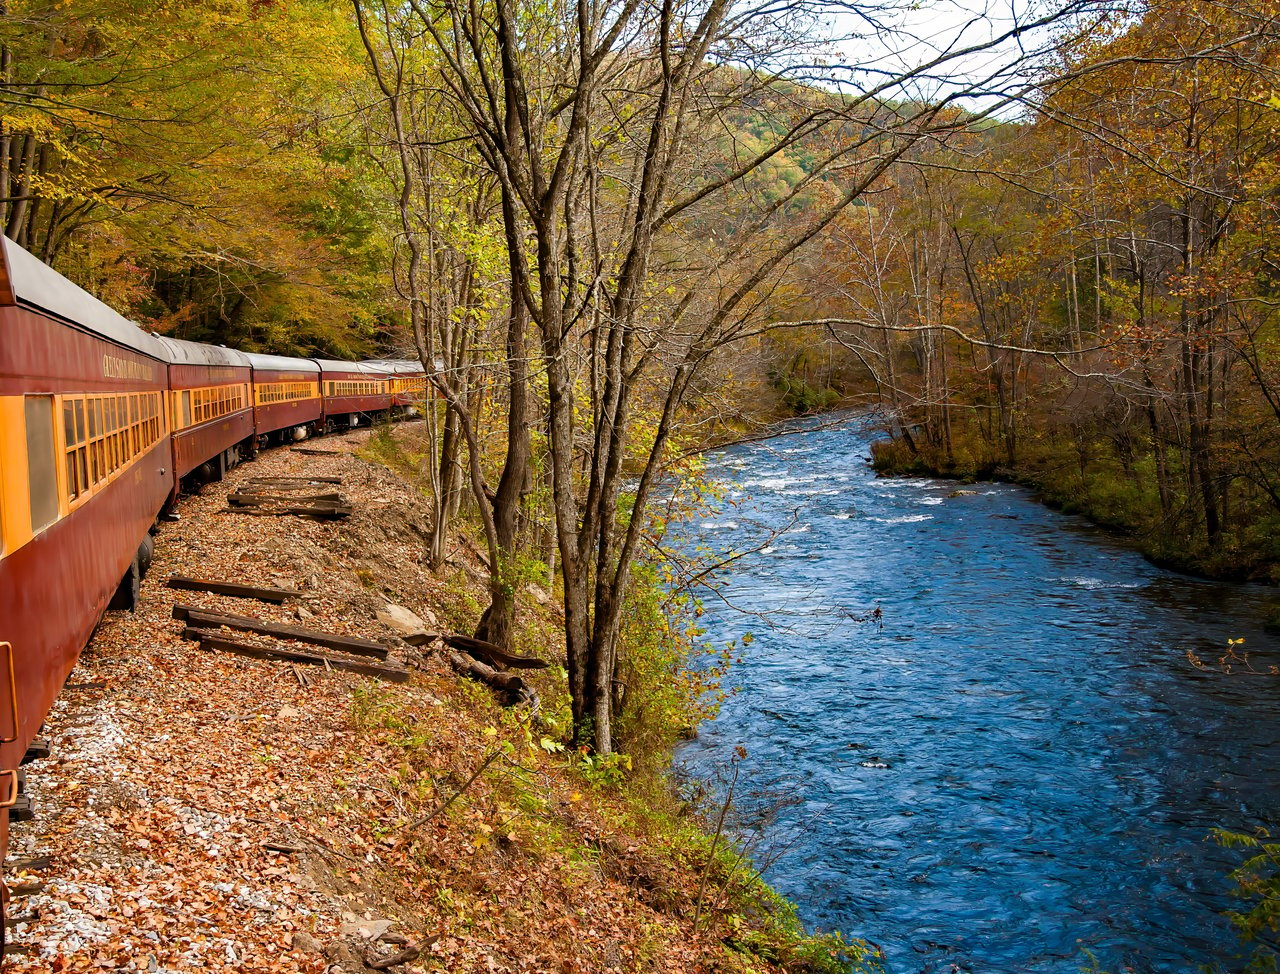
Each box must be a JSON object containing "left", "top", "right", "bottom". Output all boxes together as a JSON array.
[{"left": 7, "top": 426, "right": 784, "bottom": 974}]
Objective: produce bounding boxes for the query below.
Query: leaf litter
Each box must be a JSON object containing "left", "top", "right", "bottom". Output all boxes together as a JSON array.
[{"left": 7, "top": 425, "right": 810, "bottom": 974}]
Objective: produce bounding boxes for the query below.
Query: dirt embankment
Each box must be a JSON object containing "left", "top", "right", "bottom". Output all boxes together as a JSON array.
[{"left": 6, "top": 426, "right": 844, "bottom": 974}]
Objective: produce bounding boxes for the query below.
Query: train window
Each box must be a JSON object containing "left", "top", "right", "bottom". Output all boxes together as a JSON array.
[
  {"left": 67, "top": 400, "right": 87, "bottom": 501},
  {"left": 105, "top": 400, "right": 117, "bottom": 471},
  {"left": 25, "top": 397, "right": 59, "bottom": 533},
  {"left": 63, "top": 402, "right": 81, "bottom": 501},
  {"left": 59, "top": 391, "right": 164, "bottom": 507},
  {"left": 181, "top": 391, "right": 191, "bottom": 428}
]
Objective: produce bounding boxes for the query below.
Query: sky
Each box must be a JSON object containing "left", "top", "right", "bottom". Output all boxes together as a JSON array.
[{"left": 801, "top": 0, "right": 1088, "bottom": 111}]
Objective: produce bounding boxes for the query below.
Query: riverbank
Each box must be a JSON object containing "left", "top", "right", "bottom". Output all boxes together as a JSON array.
[
  {"left": 6, "top": 424, "right": 872, "bottom": 974},
  {"left": 867, "top": 431, "right": 1280, "bottom": 588}
]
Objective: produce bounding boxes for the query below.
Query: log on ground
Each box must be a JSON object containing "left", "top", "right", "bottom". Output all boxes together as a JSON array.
[
  {"left": 447, "top": 651, "right": 524, "bottom": 692},
  {"left": 447, "top": 651, "right": 542, "bottom": 713},
  {"left": 442, "top": 633, "right": 548, "bottom": 670}
]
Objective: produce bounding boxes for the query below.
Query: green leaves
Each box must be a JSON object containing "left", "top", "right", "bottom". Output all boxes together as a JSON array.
[{"left": 1215, "top": 827, "right": 1280, "bottom": 970}]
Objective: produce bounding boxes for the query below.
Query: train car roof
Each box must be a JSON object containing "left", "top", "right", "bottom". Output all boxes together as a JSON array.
[
  {"left": 245, "top": 352, "right": 321, "bottom": 374},
  {"left": 364, "top": 357, "right": 436, "bottom": 373},
  {"left": 155, "top": 336, "right": 252, "bottom": 368},
  {"left": 0, "top": 237, "right": 167, "bottom": 360},
  {"left": 313, "top": 358, "right": 383, "bottom": 375}
]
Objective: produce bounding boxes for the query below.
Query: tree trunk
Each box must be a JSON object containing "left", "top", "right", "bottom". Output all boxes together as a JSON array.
[{"left": 5, "top": 132, "right": 35, "bottom": 242}]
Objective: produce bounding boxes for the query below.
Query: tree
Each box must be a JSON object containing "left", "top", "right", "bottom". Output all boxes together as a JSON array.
[
  {"left": 363, "top": 0, "right": 1108, "bottom": 751},
  {"left": 353, "top": 0, "right": 531, "bottom": 651},
  {"left": 818, "top": 0, "right": 1280, "bottom": 573},
  {"left": 1, "top": 0, "right": 383, "bottom": 353}
]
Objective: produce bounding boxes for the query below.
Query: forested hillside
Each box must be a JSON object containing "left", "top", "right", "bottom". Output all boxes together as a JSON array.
[
  {"left": 0, "top": 1, "right": 385, "bottom": 354},
  {"left": 819, "top": 0, "right": 1280, "bottom": 581}
]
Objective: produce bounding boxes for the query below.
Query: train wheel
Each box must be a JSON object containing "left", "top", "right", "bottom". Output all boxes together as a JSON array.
[
  {"left": 137, "top": 535, "right": 155, "bottom": 579},
  {"left": 108, "top": 549, "right": 143, "bottom": 612}
]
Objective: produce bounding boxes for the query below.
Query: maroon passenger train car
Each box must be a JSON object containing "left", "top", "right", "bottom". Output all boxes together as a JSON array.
[
  {"left": 316, "top": 359, "right": 392, "bottom": 429},
  {"left": 246, "top": 352, "right": 321, "bottom": 443},
  {"left": 0, "top": 239, "right": 174, "bottom": 880},
  {"left": 156, "top": 337, "right": 253, "bottom": 488},
  {"left": 364, "top": 359, "right": 428, "bottom": 413}
]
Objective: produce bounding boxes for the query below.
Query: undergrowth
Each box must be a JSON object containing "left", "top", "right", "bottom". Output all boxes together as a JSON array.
[{"left": 349, "top": 420, "right": 880, "bottom": 972}]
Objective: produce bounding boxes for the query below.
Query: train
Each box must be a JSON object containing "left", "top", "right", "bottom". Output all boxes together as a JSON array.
[{"left": 0, "top": 236, "right": 427, "bottom": 928}]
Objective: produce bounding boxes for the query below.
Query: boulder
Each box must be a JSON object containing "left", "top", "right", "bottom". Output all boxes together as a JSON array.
[{"left": 376, "top": 604, "right": 425, "bottom": 636}]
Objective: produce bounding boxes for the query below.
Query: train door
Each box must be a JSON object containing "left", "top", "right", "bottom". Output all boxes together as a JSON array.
[{"left": 0, "top": 397, "right": 55, "bottom": 947}]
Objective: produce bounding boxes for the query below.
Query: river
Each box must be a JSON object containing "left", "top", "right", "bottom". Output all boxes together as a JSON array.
[{"left": 675, "top": 414, "right": 1280, "bottom": 974}]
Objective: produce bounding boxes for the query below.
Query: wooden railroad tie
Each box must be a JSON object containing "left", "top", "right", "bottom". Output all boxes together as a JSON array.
[
  {"left": 245, "top": 475, "right": 344, "bottom": 487},
  {"left": 230, "top": 490, "right": 345, "bottom": 505},
  {"left": 226, "top": 486, "right": 351, "bottom": 520},
  {"left": 182, "top": 629, "right": 409, "bottom": 683},
  {"left": 6, "top": 877, "right": 43, "bottom": 897},
  {"left": 5, "top": 855, "right": 51, "bottom": 873},
  {"left": 227, "top": 477, "right": 351, "bottom": 519},
  {"left": 8, "top": 794, "right": 33, "bottom": 824},
  {"left": 232, "top": 505, "right": 352, "bottom": 520},
  {"left": 173, "top": 604, "right": 389, "bottom": 660},
  {"left": 21, "top": 738, "right": 49, "bottom": 765},
  {"left": 166, "top": 575, "right": 300, "bottom": 603}
]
